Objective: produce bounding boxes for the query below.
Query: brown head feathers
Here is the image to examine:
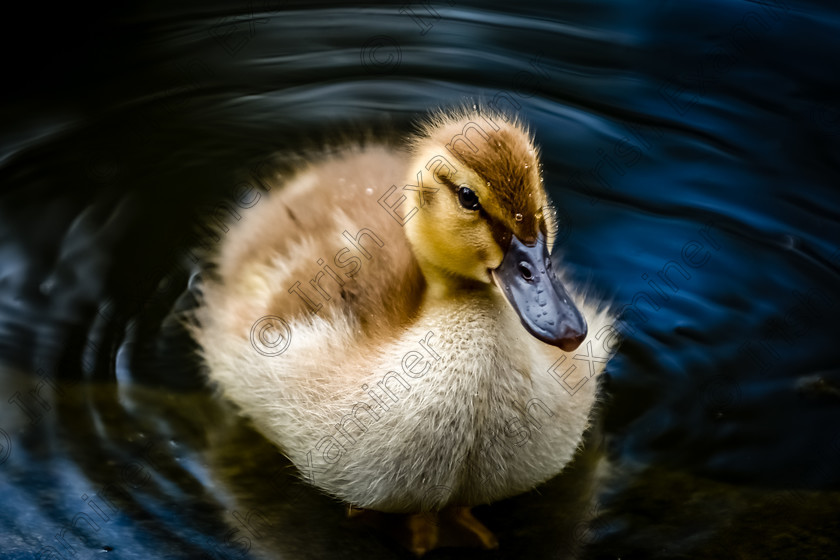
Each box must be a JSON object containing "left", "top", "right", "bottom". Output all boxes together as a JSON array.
[{"left": 409, "top": 105, "right": 547, "bottom": 247}]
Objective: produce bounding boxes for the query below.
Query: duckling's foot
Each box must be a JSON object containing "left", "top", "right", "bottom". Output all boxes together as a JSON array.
[
  {"left": 440, "top": 506, "right": 499, "bottom": 550},
  {"left": 408, "top": 512, "right": 439, "bottom": 557},
  {"left": 346, "top": 507, "right": 439, "bottom": 556},
  {"left": 345, "top": 505, "right": 495, "bottom": 555}
]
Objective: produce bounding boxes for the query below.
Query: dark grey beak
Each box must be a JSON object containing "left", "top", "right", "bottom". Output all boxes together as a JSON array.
[{"left": 491, "top": 233, "right": 587, "bottom": 351}]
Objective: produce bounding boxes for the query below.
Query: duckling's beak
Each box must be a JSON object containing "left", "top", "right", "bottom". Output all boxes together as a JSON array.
[{"left": 491, "top": 233, "right": 587, "bottom": 351}]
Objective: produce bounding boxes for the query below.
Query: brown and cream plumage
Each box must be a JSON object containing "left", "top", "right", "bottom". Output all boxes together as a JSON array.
[{"left": 193, "top": 106, "right": 613, "bottom": 555}]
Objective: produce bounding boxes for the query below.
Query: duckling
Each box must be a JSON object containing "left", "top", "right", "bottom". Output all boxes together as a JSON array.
[{"left": 193, "top": 106, "right": 614, "bottom": 555}]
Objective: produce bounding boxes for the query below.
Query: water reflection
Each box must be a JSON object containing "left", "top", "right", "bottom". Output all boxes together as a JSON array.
[{"left": 1, "top": 1, "right": 839, "bottom": 558}]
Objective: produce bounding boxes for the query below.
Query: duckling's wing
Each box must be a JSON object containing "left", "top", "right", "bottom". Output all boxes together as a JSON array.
[{"left": 202, "top": 144, "right": 424, "bottom": 344}]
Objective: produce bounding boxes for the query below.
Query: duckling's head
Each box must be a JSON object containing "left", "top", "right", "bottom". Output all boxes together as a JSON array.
[{"left": 404, "top": 107, "right": 586, "bottom": 351}]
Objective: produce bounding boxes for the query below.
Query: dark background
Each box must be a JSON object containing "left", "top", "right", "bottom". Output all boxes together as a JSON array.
[{"left": 1, "top": 1, "right": 839, "bottom": 558}]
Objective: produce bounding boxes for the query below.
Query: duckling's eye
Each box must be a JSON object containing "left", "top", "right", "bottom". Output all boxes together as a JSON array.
[{"left": 457, "top": 186, "right": 481, "bottom": 211}]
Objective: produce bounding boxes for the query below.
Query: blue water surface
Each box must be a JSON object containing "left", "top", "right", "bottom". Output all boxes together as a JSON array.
[{"left": 1, "top": 1, "right": 839, "bottom": 558}]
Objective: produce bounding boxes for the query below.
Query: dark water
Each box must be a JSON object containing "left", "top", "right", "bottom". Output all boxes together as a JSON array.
[{"left": 2, "top": 1, "right": 839, "bottom": 558}]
